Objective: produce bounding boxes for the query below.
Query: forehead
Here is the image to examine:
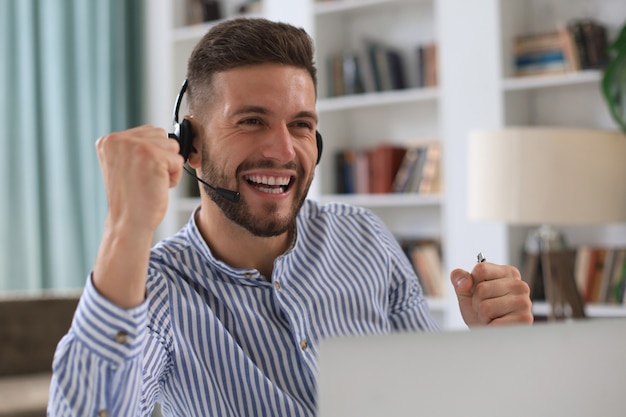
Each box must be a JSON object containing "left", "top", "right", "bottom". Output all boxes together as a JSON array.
[{"left": 211, "top": 64, "right": 316, "bottom": 110}]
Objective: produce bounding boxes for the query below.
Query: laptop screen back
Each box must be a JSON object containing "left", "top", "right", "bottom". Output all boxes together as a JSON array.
[{"left": 317, "top": 318, "right": 626, "bottom": 417}]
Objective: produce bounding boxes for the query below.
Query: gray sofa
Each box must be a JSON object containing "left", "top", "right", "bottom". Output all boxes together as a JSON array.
[{"left": 0, "top": 294, "right": 79, "bottom": 417}]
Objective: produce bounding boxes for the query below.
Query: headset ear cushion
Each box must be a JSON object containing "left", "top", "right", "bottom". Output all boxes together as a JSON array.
[
  {"left": 315, "top": 130, "right": 323, "bottom": 165},
  {"left": 178, "top": 119, "right": 194, "bottom": 161}
]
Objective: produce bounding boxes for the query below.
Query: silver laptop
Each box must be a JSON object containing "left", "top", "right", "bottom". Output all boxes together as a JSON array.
[{"left": 317, "top": 318, "right": 626, "bottom": 417}]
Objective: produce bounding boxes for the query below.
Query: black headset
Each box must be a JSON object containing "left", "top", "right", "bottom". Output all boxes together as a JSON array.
[{"left": 168, "top": 79, "right": 323, "bottom": 164}]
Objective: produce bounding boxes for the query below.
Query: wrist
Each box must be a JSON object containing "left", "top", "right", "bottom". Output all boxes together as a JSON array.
[{"left": 92, "top": 216, "right": 155, "bottom": 309}]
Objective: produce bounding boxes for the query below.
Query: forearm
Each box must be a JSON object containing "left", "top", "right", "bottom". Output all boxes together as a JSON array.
[{"left": 48, "top": 277, "right": 154, "bottom": 416}]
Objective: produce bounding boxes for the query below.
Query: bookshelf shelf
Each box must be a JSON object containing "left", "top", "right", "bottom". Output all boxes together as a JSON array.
[
  {"left": 314, "top": 0, "right": 420, "bottom": 16},
  {"left": 317, "top": 87, "right": 439, "bottom": 113},
  {"left": 317, "top": 193, "right": 443, "bottom": 208},
  {"left": 502, "top": 70, "right": 602, "bottom": 92}
]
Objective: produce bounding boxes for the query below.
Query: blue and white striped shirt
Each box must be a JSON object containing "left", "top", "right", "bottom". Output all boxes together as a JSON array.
[{"left": 49, "top": 199, "right": 439, "bottom": 417}]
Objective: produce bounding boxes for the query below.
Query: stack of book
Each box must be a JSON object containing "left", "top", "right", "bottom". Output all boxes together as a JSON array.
[
  {"left": 326, "top": 40, "right": 438, "bottom": 97},
  {"left": 574, "top": 246, "right": 626, "bottom": 304},
  {"left": 334, "top": 142, "right": 441, "bottom": 195},
  {"left": 525, "top": 246, "right": 626, "bottom": 305},
  {"left": 513, "top": 18, "right": 609, "bottom": 76}
]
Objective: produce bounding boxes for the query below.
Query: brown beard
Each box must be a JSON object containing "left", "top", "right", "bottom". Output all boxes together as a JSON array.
[{"left": 200, "top": 148, "right": 313, "bottom": 237}]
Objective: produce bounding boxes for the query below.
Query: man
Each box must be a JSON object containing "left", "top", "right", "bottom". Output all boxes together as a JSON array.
[{"left": 48, "top": 18, "right": 532, "bottom": 417}]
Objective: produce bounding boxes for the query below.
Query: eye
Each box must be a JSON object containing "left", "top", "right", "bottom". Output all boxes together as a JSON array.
[
  {"left": 240, "top": 118, "right": 263, "bottom": 126},
  {"left": 291, "top": 120, "right": 314, "bottom": 131}
]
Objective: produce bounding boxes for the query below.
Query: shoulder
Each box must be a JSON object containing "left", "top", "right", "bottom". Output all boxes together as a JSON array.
[
  {"left": 298, "top": 198, "right": 378, "bottom": 223},
  {"left": 298, "top": 199, "right": 391, "bottom": 237}
]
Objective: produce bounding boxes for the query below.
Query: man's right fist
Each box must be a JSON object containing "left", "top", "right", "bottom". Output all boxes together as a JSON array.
[{"left": 95, "top": 125, "right": 184, "bottom": 233}]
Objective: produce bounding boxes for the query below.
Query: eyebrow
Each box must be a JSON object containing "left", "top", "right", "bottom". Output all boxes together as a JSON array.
[{"left": 230, "top": 106, "right": 318, "bottom": 123}]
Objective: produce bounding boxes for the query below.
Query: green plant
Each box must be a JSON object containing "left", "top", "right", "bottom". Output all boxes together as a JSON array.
[{"left": 602, "top": 22, "right": 626, "bottom": 134}]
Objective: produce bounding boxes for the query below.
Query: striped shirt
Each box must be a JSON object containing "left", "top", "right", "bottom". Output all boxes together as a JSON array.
[{"left": 48, "top": 199, "right": 439, "bottom": 417}]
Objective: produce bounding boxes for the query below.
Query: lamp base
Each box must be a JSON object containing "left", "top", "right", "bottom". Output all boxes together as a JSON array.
[{"left": 523, "top": 225, "right": 586, "bottom": 321}]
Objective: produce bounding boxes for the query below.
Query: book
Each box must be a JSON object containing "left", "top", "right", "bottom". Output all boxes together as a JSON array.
[
  {"left": 580, "top": 19, "right": 609, "bottom": 69},
  {"left": 417, "top": 143, "right": 441, "bottom": 194},
  {"left": 558, "top": 26, "right": 581, "bottom": 71},
  {"left": 334, "top": 151, "right": 347, "bottom": 194},
  {"left": 335, "top": 149, "right": 358, "bottom": 194},
  {"left": 341, "top": 51, "right": 366, "bottom": 96},
  {"left": 327, "top": 53, "right": 344, "bottom": 97},
  {"left": 409, "top": 241, "right": 444, "bottom": 297},
  {"left": 514, "top": 31, "right": 563, "bottom": 55},
  {"left": 423, "top": 42, "right": 438, "bottom": 87},
  {"left": 585, "top": 247, "right": 606, "bottom": 303},
  {"left": 357, "top": 49, "right": 377, "bottom": 93},
  {"left": 514, "top": 50, "right": 567, "bottom": 76},
  {"left": 355, "top": 149, "right": 370, "bottom": 194},
  {"left": 513, "top": 31, "right": 568, "bottom": 76},
  {"left": 364, "top": 40, "right": 408, "bottom": 92},
  {"left": 574, "top": 245, "right": 593, "bottom": 296},
  {"left": 415, "top": 45, "right": 425, "bottom": 88},
  {"left": 568, "top": 20, "right": 590, "bottom": 69},
  {"left": 368, "top": 144, "right": 407, "bottom": 194},
  {"left": 392, "top": 146, "right": 421, "bottom": 193},
  {"left": 567, "top": 19, "right": 610, "bottom": 70},
  {"left": 605, "top": 248, "right": 626, "bottom": 303},
  {"left": 385, "top": 48, "right": 407, "bottom": 90},
  {"left": 364, "top": 41, "right": 383, "bottom": 91}
]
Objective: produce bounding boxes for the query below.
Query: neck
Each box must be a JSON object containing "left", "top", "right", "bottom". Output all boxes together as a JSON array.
[{"left": 195, "top": 199, "right": 293, "bottom": 280}]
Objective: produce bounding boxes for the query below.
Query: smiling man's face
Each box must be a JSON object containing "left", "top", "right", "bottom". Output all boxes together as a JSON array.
[{"left": 196, "top": 63, "right": 318, "bottom": 237}]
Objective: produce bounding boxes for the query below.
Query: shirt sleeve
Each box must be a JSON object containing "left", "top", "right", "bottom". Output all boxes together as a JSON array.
[
  {"left": 388, "top": 252, "right": 441, "bottom": 332},
  {"left": 368, "top": 212, "right": 441, "bottom": 332},
  {"left": 47, "top": 274, "right": 160, "bottom": 417}
]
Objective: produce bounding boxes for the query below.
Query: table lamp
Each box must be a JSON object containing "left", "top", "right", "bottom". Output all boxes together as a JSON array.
[{"left": 467, "top": 127, "right": 626, "bottom": 320}]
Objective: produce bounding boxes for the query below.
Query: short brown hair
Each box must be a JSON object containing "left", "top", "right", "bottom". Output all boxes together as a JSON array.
[{"left": 186, "top": 18, "right": 317, "bottom": 115}]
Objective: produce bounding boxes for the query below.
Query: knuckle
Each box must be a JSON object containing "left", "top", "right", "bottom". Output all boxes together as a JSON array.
[
  {"left": 95, "top": 131, "right": 121, "bottom": 155},
  {"left": 507, "top": 264, "right": 522, "bottom": 280},
  {"left": 477, "top": 299, "right": 492, "bottom": 318},
  {"left": 513, "top": 279, "right": 531, "bottom": 295},
  {"left": 474, "top": 281, "right": 489, "bottom": 298}
]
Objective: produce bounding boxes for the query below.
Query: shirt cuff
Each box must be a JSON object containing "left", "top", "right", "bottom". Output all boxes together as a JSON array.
[{"left": 70, "top": 274, "right": 149, "bottom": 366}]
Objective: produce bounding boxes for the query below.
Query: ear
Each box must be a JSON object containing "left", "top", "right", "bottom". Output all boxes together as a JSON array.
[{"left": 186, "top": 116, "right": 202, "bottom": 169}]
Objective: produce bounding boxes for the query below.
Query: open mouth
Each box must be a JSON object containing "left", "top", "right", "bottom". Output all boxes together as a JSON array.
[{"left": 244, "top": 174, "right": 293, "bottom": 194}]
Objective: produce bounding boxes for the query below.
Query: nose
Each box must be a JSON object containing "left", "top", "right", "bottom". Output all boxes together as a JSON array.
[{"left": 261, "top": 125, "right": 296, "bottom": 163}]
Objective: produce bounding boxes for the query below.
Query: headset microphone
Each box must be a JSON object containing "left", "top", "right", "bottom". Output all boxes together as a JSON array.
[{"left": 168, "top": 80, "right": 241, "bottom": 203}]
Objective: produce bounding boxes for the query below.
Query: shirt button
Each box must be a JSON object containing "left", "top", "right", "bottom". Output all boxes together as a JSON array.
[
  {"left": 98, "top": 409, "right": 109, "bottom": 417},
  {"left": 274, "top": 281, "right": 281, "bottom": 290},
  {"left": 300, "top": 339, "right": 309, "bottom": 350},
  {"left": 114, "top": 331, "right": 128, "bottom": 344},
  {"left": 244, "top": 272, "right": 252, "bottom": 278}
]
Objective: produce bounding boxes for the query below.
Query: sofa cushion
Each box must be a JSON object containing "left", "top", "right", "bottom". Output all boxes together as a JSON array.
[{"left": 0, "top": 294, "right": 79, "bottom": 376}]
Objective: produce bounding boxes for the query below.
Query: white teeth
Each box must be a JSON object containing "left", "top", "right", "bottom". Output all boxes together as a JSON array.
[
  {"left": 256, "top": 185, "right": 284, "bottom": 194},
  {"left": 245, "top": 175, "right": 290, "bottom": 186}
]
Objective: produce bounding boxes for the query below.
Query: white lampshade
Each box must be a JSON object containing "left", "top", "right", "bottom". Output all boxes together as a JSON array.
[{"left": 468, "top": 127, "right": 626, "bottom": 225}]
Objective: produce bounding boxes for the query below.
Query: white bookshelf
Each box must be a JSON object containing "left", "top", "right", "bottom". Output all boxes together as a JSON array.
[
  {"left": 144, "top": 0, "right": 626, "bottom": 327},
  {"left": 498, "top": 0, "right": 626, "bottom": 259}
]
